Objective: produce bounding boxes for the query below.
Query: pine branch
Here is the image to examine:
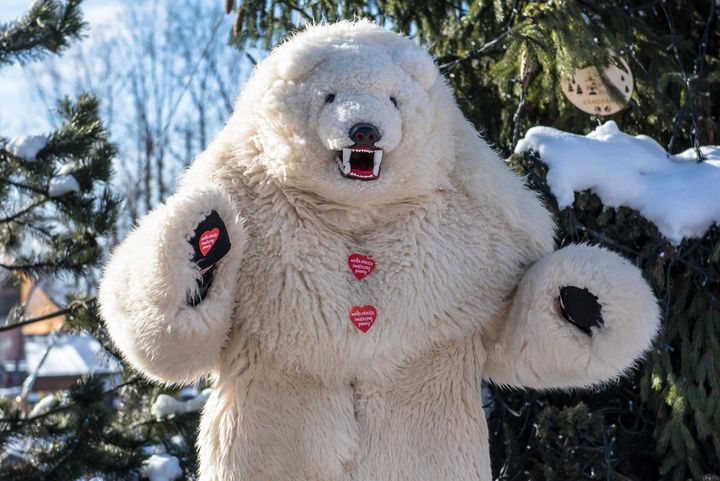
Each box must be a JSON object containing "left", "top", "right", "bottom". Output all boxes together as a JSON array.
[
  {"left": 0, "top": 0, "right": 86, "bottom": 67},
  {"left": 439, "top": 30, "right": 510, "bottom": 73},
  {"left": 0, "top": 298, "right": 91, "bottom": 332},
  {"left": 0, "top": 198, "right": 48, "bottom": 223},
  {"left": 0, "top": 259, "right": 88, "bottom": 272},
  {"left": 1, "top": 375, "right": 143, "bottom": 427},
  {"left": 0, "top": 176, "right": 48, "bottom": 195}
]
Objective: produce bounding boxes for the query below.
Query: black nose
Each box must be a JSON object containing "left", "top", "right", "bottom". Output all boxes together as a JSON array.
[{"left": 349, "top": 123, "right": 381, "bottom": 147}]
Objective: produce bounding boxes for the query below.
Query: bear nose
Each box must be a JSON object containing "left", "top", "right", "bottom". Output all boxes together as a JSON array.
[{"left": 349, "top": 123, "right": 381, "bottom": 147}]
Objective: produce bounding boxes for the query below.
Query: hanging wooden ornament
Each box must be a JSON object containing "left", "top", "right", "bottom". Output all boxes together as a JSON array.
[{"left": 562, "top": 54, "right": 634, "bottom": 116}]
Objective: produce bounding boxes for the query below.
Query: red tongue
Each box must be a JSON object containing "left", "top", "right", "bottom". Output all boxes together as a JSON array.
[{"left": 349, "top": 149, "right": 375, "bottom": 175}]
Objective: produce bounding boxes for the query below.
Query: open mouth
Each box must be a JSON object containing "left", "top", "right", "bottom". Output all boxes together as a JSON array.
[{"left": 335, "top": 145, "right": 383, "bottom": 181}]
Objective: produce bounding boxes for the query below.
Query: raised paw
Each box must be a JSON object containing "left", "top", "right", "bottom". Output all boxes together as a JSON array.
[
  {"left": 558, "top": 286, "right": 604, "bottom": 336},
  {"left": 190, "top": 210, "right": 231, "bottom": 269},
  {"left": 187, "top": 210, "right": 231, "bottom": 306}
]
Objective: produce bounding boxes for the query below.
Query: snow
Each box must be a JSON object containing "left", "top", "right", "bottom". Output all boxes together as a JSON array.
[
  {"left": 29, "top": 394, "right": 57, "bottom": 417},
  {"left": 151, "top": 388, "right": 213, "bottom": 419},
  {"left": 514, "top": 121, "right": 720, "bottom": 243},
  {"left": 6, "top": 135, "right": 47, "bottom": 160},
  {"left": 143, "top": 444, "right": 167, "bottom": 456},
  {"left": 57, "top": 162, "right": 76, "bottom": 176},
  {"left": 170, "top": 434, "right": 186, "bottom": 449},
  {"left": 0, "top": 386, "right": 22, "bottom": 398},
  {"left": 48, "top": 175, "right": 80, "bottom": 197},
  {"left": 24, "top": 333, "right": 121, "bottom": 378},
  {"left": 177, "top": 387, "right": 199, "bottom": 399},
  {"left": 141, "top": 454, "right": 182, "bottom": 481}
]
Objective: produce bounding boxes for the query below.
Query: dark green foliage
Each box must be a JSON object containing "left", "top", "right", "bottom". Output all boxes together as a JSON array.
[
  {"left": 490, "top": 395, "right": 654, "bottom": 481},
  {"left": 0, "top": 0, "right": 85, "bottom": 66},
  {"left": 227, "top": 0, "right": 718, "bottom": 157},
  {"left": 225, "top": 1, "right": 719, "bottom": 479},
  {"left": 0, "top": 370, "right": 206, "bottom": 480},
  {"left": 0, "top": 377, "right": 146, "bottom": 481},
  {"left": 503, "top": 149, "right": 720, "bottom": 480},
  {"left": 0, "top": 93, "right": 119, "bottom": 277}
]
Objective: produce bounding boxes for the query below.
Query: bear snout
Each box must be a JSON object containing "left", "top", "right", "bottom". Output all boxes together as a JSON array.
[{"left": 349, "top": 123, "right": 381, "bottom": 148}]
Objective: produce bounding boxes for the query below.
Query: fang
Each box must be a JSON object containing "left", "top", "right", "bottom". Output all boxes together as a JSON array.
[
  {"left": 342, "top": 148, "right": 352, "bottom": 174},
  {"left": 373, "top": 150, "right": 383, "bottom": 176}
]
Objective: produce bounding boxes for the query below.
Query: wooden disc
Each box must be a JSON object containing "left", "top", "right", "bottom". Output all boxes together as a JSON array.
[{"left": 562, "top": 55, "right": 634, "bottom": 116}]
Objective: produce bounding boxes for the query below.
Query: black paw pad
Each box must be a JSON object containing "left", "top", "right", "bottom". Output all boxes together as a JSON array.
[
  {"left": 190, "top": 210, "right": 231, "bottom": 270},
  {"left": 186, "top": 210, "right": 231, "bottom": 306},
  {"left": 559, "top": 286, "right": 604, "bottom": 336}
]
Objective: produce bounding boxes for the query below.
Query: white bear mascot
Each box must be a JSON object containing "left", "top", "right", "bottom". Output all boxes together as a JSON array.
[{"left": 99, "top": 21, "right": 659, "bottom": 481}]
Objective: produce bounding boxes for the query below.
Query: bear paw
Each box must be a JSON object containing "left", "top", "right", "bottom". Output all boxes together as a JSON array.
[
  {"left": 558, "top": 286, "right": 604, "bottom": 336},
  {"left": 186, "top": 210, "right": 232, "bottom": 306}
]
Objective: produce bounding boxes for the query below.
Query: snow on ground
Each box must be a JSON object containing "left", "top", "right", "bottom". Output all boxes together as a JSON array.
[
  {"left": 6, "top": 135, "right": 47, "bottom": 160},
  {"left": 515, "top": 121, "right": 720, "bottom": 243},
  {"left": 48, "top": 175, "right": 80, "bottom": 197},
  {"left": 142, "top": 454, "right": 182, "bottom": 481},
  {"left": 151, "top": 388, "right": 213, "bottom": 419}
]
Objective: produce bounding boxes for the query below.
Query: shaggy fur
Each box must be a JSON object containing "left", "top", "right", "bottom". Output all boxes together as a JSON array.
[{"left": 98, "top": 21, "right": 660, "bottom": 481}]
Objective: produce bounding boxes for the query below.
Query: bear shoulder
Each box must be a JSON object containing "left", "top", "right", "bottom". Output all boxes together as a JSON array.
[{"left": 448, "top": 110, "right": 556, "bottom": 261}]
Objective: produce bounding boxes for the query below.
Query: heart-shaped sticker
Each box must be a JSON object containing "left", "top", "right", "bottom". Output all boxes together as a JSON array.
[
  {"left": 349, "top": 305, "right": 377, "bottom": 333},
  {"left": 348, "top": 253, "right": 376, "bottom": 281},
  {"left": 199, "top": 228, "right": 220, "bottom": 256}
]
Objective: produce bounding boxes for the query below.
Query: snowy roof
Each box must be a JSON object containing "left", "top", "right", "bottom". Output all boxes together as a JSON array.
[
  {"left": 24, "top": 333, "right": 121, "bottom": 377},
  {"left": 515, "top": 121, "right": 720, "bottom": 243}
]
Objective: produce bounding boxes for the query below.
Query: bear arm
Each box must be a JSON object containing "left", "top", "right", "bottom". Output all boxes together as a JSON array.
[
  {"left": 98, "top": 187, "right": 245, "bottom": 385},
  {"left": 483, "top": 244, "right": 659, "bottom": 389}
]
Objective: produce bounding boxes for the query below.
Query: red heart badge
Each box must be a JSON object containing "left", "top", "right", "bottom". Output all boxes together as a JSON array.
[
  {"left": 348, "top": 253, "right": 376, "bottom": 281},
  {"left": 349, "top": 305, "right": 377, "bottom": 333},
  {"left": 199, "top": 228, "right": 220, "bottom": 256}
]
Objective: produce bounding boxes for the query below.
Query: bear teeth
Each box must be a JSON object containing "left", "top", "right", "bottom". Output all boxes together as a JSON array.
[
  {"left": 342, "top": 149, "right": 352, "bottom": 174},
  {"left": 336, "top": 148, "right": 383, "bottom": 180},
  {"left": 373, "top": 150, "right": 383, "bottom": 176}
]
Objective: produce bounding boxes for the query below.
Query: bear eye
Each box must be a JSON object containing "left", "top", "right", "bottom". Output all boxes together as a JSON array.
[
  {"left": 390, "top": 96, "right": 398, "bottom": 108},
  {"left": 325, "top": 93, "right": 335, "bottom": 104}
]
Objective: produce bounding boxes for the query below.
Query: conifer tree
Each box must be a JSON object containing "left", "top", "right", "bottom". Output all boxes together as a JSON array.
[{"left": 0, "top": 2, "right": 205, "bottom": 479}]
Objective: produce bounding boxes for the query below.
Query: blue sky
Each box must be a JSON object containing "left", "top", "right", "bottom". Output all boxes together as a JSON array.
[{"left": 1, "top": 0, "right": 122, "bottom": 137}]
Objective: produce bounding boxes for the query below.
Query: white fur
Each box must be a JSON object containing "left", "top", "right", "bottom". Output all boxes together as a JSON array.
[
  {"left": 99, "top": 187, "right": 246, "bottom": 384},
  {"left": 98, "top": 20, "right": 660, "bottom": 481}
]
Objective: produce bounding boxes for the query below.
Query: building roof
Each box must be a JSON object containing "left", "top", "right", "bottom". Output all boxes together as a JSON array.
[{"left": 24, "top": 333, "right": 121, "bottom": 377}]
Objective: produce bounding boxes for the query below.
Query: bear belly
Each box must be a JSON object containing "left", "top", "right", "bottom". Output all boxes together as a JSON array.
[
  {"left": 198, "top": 364, "right": 360, "bottom": 481},
  {"left": 198, "top": 339, "right": 492, "bottom": 481}
]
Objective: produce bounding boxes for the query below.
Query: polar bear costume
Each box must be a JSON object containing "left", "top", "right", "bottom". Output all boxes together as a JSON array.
[{"left": 99, "top": 21, "right": 659, "bottom": 481}]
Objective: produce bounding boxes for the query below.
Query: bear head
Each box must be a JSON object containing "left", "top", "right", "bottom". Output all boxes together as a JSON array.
[{"left": 229, "top": 20, "right": 458, "bottom": 211}]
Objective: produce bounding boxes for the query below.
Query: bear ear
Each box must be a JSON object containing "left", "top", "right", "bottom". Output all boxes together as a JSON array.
[
  {"left": 393, "top": 48, "right": 438, "bottom": 91},
  {"left": 274, "top": 42, "right": 328, "bottom": 82}
]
